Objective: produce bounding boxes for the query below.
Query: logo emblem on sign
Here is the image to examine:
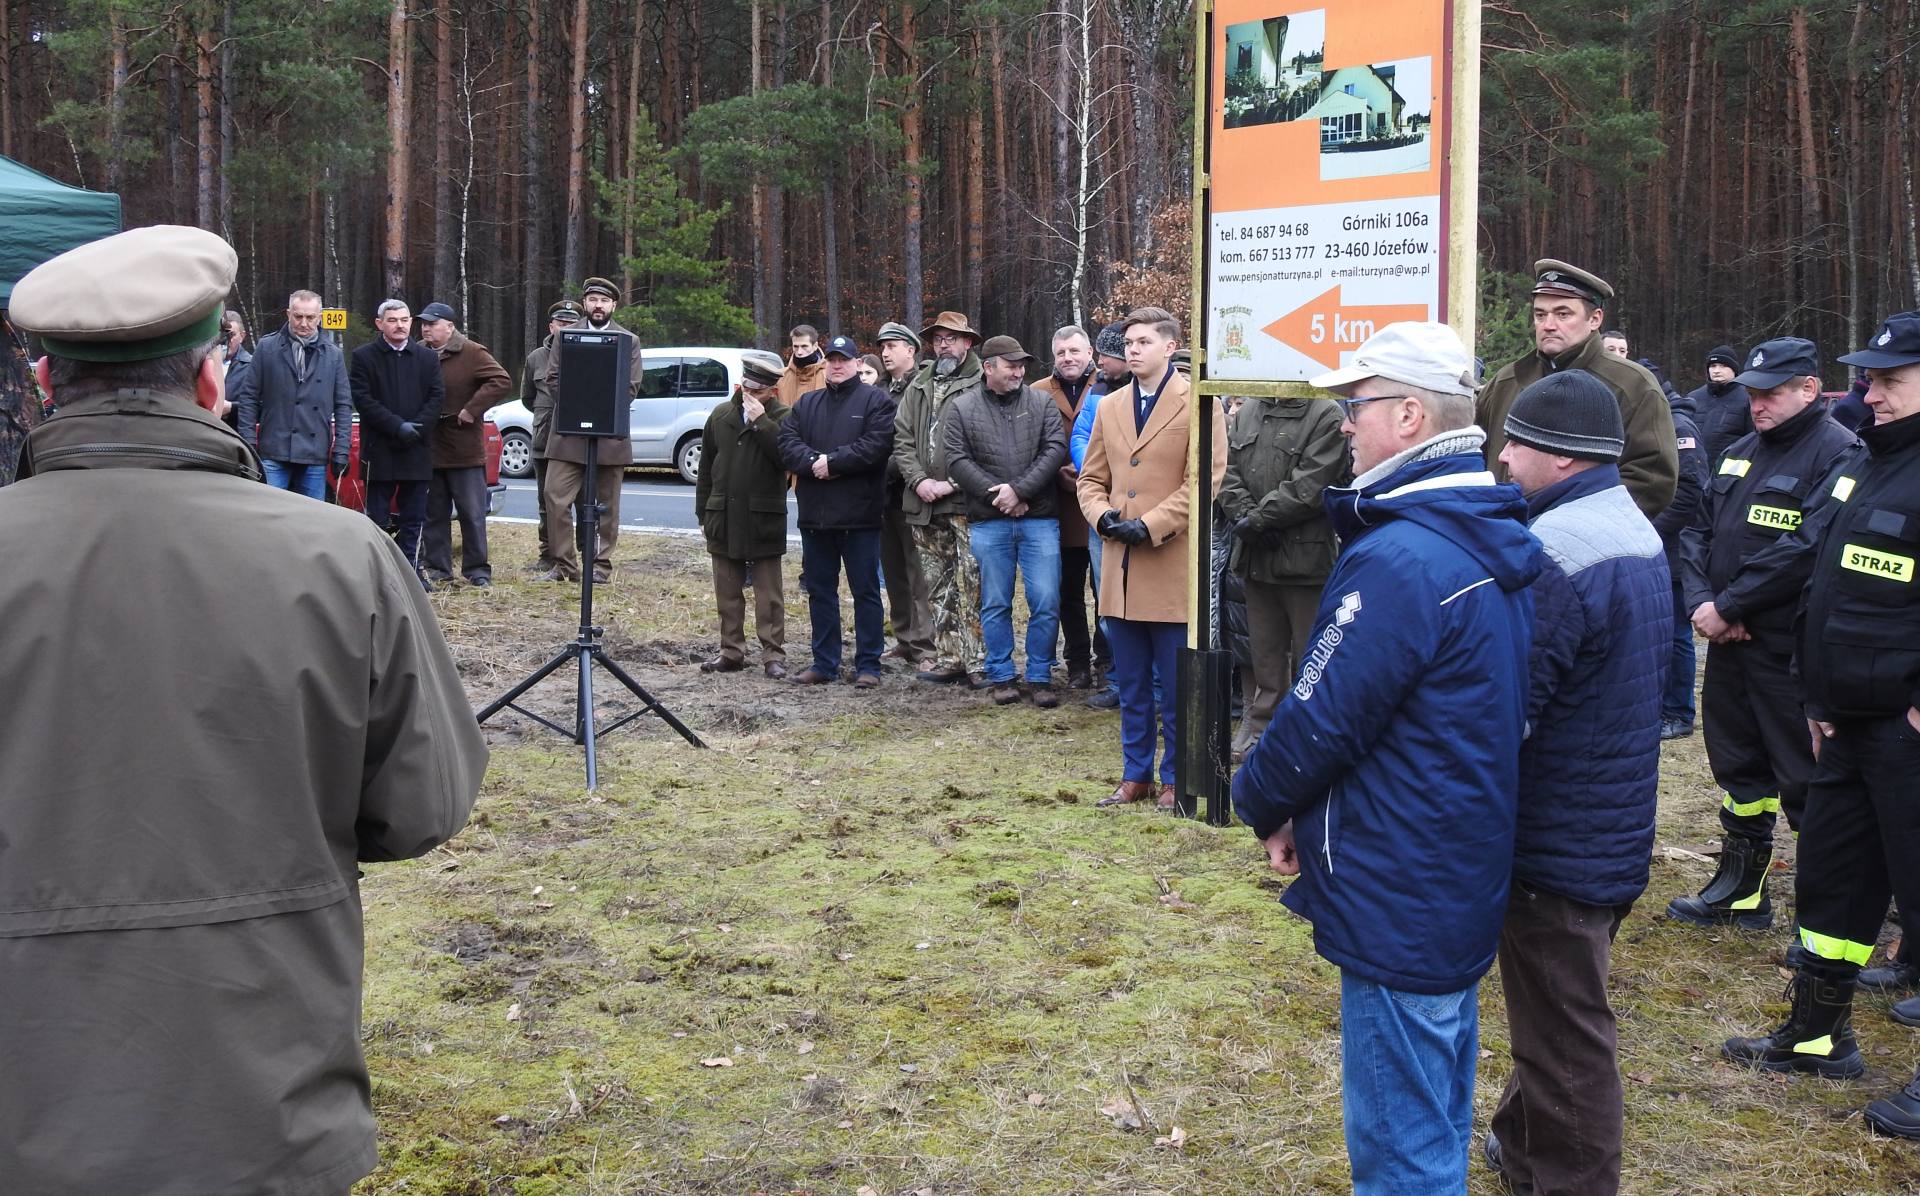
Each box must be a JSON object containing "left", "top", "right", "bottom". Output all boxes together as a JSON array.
[{"left": 1218, "top": 305, "right": 1253, "bottom": 363}]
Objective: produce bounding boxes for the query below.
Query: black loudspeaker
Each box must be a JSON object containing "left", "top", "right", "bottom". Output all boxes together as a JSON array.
[{"left": 554, "top": 329, "right": 634, "bottom": 438}]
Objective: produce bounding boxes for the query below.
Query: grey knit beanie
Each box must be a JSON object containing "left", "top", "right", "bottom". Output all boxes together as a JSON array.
[
  {"left": 1504, "top": 369, "right": 1624, "bottom": 462},
  {"left": 1095, "top": 321, "right": 1127, "bottom": 360}
]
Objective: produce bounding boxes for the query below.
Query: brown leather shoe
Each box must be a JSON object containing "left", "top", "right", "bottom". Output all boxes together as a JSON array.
[
  {"left": 700, "top": 655, "right": 744, "bottom": 673},
  {"left": 1096, "top": 780, "right": 1155, "bottom": 808},
  {"left": 763, "top": 660, "right": 788, "bottom": 680},
  {"left": 1030, "top": 684, "right": 1060, "bottom": 708},
  {"left": 793, "top": 666, "right": 834, "bottom": 685},
  {"left": 989, "top": 683, "right": 1022, "bottom": 705},
  {"left": 1156, "top": 783, "right": 1179, "bottom": 811},
  {"left": 915, "top": 664, "right": 968, "bottom": 684},
  {"left": 854, "top": 672, "right": 882, "bottom": 689}
]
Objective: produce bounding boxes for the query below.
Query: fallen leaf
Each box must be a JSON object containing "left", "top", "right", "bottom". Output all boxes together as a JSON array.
[
  {"left": 837, "top": 1119, "right": 855, "bottom": 1129},
  {"left": 717, "top": 923, "right": 732, "bottom": 933},
  {"left": 1628, "top": 1072, "right": 1654, "bottom": 1085},
  {"left": 835, "top": 951, "right": 855, "bottom": 961},
  {"left": 1659, "top": 845, "right": 1714, "bottom": 865},
  {"left": 1155, "top": 1125, "right": 1189, "bottom": 1149},
  {"left": 1026, "top": 1092, "right": 1046, "bottom": 1106},
  {"left": 493, "top": 1114, "right": 513, "bottom": 1125},
  {"left": 899, "top": 1063, "right": 919, "bottom": 1074},
  {"left": 798, "top": 1041, "right": 816, "bottom": 1055},
  {"left": 505, "top": 1003, "right": 523, "bottom": 1022},
  {"left": 857, "top": 1187, "right": 879, "bottom": 1196},
  {"left": 531, "top": 885, "right": 544, "bottom": 896},
  {"left": 1097, "top": 1096, "right": 1144, "bottom": 1131},
  {"left": 700, "top": 1056, "right": 734, "bottom": 1068},
  {"left": 671, "top": 1031, "right": 688, "bottom": 1039}
]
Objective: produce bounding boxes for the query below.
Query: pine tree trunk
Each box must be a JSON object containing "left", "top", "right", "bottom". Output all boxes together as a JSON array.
[
  {"left": 624, "top": 0, "right": 643, "bottom": 299},
  {"left": 1788, "top": 6, "right": 1822, "bottom": 304},
  {"left": 767, "top": 2, "right": 789, "bottom": 330},
  {"left": 107, "top": 10, "right": 128, "bottom": 194},
  {"left": 964, "top": 30, "right": 984, "bottom": 318},
  {"left": 218, "top": 0, "right": 234, "bottom": 239},
  {"left": 522, "top": 0, "right": 544, "bottom": 344},
  {"left": 432, "top": 0, "right": 455, "bottom": 301},
  {"left": 195, "top": 7, "right": 217, "bottom": 229},
  {"left": 384, "top": 0, "right": 412, "bottom": 300},
  {"left": 1051, "top": 11, "right": 1071, "bottom": 300},
  {"left": 988, "top": 22, "right": 1007, "bottom": 327},
  {"left": 1070, "top": 0, "right": 1093, "bottom": 327},
  {"left": 901, "top": 1, "right": 923, "bottom": 330},
  {"left": 750, "top": 0, "right": 768, "bottom": 343},
  {"left": 561, "top": 0, "right": 589, "bottom": 287}
]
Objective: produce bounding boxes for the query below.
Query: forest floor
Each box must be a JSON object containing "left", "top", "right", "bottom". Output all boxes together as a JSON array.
[{"left": 358, "top": 524, "right": 1920, "bottom": 1195}]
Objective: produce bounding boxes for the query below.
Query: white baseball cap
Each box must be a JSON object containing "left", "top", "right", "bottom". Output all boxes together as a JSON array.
[{"left": 1309, "top": 321, "right": 1478, "bottom": 398}]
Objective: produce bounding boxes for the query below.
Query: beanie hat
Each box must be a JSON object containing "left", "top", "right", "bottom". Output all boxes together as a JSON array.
[
  {"left": 1504, "top": 369, "right": 1625, "bottom": 462},
  {"left": 1706, "top": 344, "right": 1739, "bottom": 368},
  {"left": 1095, "top": 322, "right": 1127, "bottom": 360}
]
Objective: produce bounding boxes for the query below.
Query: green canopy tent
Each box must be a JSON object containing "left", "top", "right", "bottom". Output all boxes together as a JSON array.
[{"left": 0, "top": 156, "right": 122, "bottom": 304}]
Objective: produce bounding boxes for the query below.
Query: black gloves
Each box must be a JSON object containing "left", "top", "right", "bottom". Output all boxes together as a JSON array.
[
  {"left": 397, "top": 422, "right": 422, "bottom": 445},
  {"left": 1098, "top": 510, "right": 1151, "bottom": 545},
  {"left": 330, "top": 454, "right": 349, "bottom": 473}
]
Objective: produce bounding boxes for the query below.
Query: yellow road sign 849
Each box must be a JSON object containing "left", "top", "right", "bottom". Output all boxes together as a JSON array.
[{"left": 320, "top": 308, "right": 348, "bottom": 330}]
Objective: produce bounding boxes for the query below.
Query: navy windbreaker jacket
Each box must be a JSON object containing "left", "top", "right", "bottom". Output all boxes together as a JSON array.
[{"left": 1233, "top": 438, "right": 1541, "bottom": 995}]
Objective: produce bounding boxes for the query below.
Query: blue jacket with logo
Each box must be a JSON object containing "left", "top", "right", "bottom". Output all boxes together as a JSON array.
[
  {"left": 1515, "top": 466, "right": 1669, "bottom": 906},
  {"left": 1232, "top": 437, "right": 1541, "bottom": 995}
]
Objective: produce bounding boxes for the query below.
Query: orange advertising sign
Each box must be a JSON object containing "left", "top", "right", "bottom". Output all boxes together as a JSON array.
[{"left": 1202, "top": 0, "right": 1460, "bottom": 383}]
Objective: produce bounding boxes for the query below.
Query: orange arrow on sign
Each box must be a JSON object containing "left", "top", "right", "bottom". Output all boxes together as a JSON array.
[{"left": 1263, "top": 287, "right": 1430, "bottom": 372}]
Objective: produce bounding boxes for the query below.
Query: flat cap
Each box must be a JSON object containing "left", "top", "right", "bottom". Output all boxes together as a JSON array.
[
  {"left": 876, "top": 320, "right": 922, "bottom": 351},
  {"left": 979, "top": 334, "right": 1035, "bottom": 364},
  {"left": 1532, "top": 258, "right": 1613, "bottom": 306},
  {"left": 581, "top": 277, "right": 620, "bottom": 301},
  {"left": 740, "top": 349, "right": 784, "bottom": 390},
  {"left": 11, "top": 224, "right": 236, "bottom": 363},
  {"left": 1311, "top": 321, "right": 1477, "bottom": 398}
]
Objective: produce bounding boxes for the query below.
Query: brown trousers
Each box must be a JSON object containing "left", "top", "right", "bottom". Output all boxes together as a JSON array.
[
  {"left": 712, "top": 555, "right": 786, "bottom": 663},
  {"left": 881, "top": 487, "right": 934, "bottom": 659},
  {"left": 1491, "top": 881, "right": 1632, "bottom": 1196},
  {"left": 1237, "top": 578, "right": 1325, "bottom": 748},
  {"left": 543, "top": 459, "right": 623, "bottom": 579}
]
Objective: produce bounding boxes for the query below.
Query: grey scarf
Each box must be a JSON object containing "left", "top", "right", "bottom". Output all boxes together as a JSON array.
[{"left": 289, "top": 327, "right": 321, "bottom": 383}]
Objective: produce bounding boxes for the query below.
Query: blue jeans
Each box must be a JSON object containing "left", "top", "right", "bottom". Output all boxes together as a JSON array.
[
  {"left": 1105, "top": 617, "right": 1182, "bottom": 783},
  {"left": 969, "top": 517, "right": 1061, "bottom": 683},
  {"left": 800, "top": 527, "right": 885, "bottom": 677},
  {"left": 263, "top": 459, "right": 327, "bottom": 500},
  {"left": 1663, "top": 575, "right": 1696, "bottom": 725},
  {"left": 1340, "top": 972, "right": 1479, "bottom": 1195}
]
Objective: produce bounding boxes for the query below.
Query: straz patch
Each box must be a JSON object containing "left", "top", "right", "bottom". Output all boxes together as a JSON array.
[
  {"left": 1746, "top": 504, "right": 1801, "bottom": 531},
  {"left": 1841, "top": 544, "right": 1915, "bottom": 583}
]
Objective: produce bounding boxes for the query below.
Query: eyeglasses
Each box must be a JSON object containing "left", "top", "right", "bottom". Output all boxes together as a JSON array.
[{"left": 1335, "top": 394, "right": 1414, "bottom": 421}]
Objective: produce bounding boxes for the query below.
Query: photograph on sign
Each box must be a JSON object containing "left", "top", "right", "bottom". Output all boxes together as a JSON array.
[{"left": 1204, "top": 0, "right": 1451, "bottom": 384}]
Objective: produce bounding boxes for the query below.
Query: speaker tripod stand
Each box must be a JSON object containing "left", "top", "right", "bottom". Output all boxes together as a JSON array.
[{"left": 479, "top": 454, "right": 704, "bottom": 788}]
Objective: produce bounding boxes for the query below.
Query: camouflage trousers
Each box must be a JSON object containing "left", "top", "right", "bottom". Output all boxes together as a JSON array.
[{"left": 913, "top": 514, "right": 983, "bottom": 673}]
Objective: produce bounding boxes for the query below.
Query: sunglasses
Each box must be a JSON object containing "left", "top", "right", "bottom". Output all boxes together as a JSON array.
[{"left": 1335, "top": 393, "right": 1414, "bottom": 421}]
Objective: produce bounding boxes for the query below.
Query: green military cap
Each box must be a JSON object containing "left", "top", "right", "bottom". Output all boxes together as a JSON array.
[
  {"left": 548, "top": 300, "right": 582, "bottom": 323},
  {"left": 740, "top": 350, "right": 783, "bottom": 390},
  {"left": 1531, "top": 259, "right": 1613, "bottom": 306},
  {"left": 11, "top": 225, "right": 237, "bottom": 363},
  {"left": 581, "top": 277, "right": 620, "bottom": 301}
]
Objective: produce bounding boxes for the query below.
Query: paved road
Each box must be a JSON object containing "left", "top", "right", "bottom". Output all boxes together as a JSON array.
[{"left": 494, "top": 469, "right": 800, "bottom": 540}]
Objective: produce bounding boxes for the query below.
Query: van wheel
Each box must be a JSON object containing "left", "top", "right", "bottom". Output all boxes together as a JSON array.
[
  {"left": 675, "top": 434, "right": 701, "bottom": 485},
  {"left": 499, "top": 430, "right": 534, "bottom": 479}
]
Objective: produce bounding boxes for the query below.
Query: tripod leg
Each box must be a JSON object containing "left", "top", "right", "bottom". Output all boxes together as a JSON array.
[
  {"left": 595, "top": 650, "right": 708, "bottom": 748},
  {"left": 579, "top": 637, "right": 599, "bottom": 790},
  {"left": 478, "top": 646, "right": 576, "bottom": 722}
]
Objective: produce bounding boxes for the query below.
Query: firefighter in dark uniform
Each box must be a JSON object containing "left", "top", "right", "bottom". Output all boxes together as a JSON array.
[
  {"left": 1723, "top": 313, "right": 1920, "bottom": 1139},
  {"left": 1670, "top": 338, "right": 1857, "bottom": 930}
]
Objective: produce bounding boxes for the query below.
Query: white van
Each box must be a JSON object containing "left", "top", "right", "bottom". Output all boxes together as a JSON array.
[{"left": 488, "top": 345, "right": 784, "bottom": 484}]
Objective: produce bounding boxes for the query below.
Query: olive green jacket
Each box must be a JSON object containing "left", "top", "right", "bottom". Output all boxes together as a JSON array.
[
  {"left": 890, "top": 351, "right": 983, "bottom": 526},
  {"left": 695, "top": 392, "right": 793, "bottom": 559},
  {"left": 522, "top": 341, "right": 555, "bottom": 456},
  {"left": 1, "top": 388, "right": 486, "bottom": 1195},
  {"left": 1477, "top": 332, "right": 1679, "bottom": 518},
  {"left": 1218, "top": 395, "right": 1348, "bottom": 584}
]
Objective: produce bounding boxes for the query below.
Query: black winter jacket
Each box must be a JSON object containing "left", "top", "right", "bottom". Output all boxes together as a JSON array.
[
  {"left": 1651, "top": 390, "right": 1709, "bottom": 574},
  {"left": 1689, "top": 380, "right": 1753, "bottom": 468},
  {"left": 350, "top": 339, "right": 444, "bottom": 483},
  {"left": 232, "top": 329, "right": 353, "bottom": 466},
  {"left": 777, "top": 376, "right": 897, "bottom": 529},
  {"left": 942, "top": 383, "right": 1066, "bottom": 522}
]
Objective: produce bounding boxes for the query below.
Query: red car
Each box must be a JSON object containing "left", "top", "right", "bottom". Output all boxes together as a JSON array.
[{"left": 331, "top": 418, "right": 506, "bottom": 515}]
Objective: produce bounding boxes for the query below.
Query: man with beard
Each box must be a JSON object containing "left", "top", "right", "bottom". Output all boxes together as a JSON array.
[
  {"left": 1033, "top": 324, "right": 1106, "bottom": 689},
  {"left": 1477, "top": 259, "right": 1678, "bottom": 519},
  {"left": 892, "top": 311, "right": 988, "bottom": 685},
  {"left": 877, "top": 320, "right": 935, "bottom": 664},
  {"left": 540, "top": 276, "right": 642, "bottom": 584}
]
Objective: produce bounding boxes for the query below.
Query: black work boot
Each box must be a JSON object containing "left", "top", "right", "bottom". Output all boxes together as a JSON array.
[
  {"left": 1860, "top": 944, "right": 1920, "bottom": 994},
  {"left": 1723, "top": 966, "right": 1867, "bottom": 1079},
  {"left": 1866, "top": 1066, "right": 1920, "bottom": 1139},
  {"left": 1667, "top": 833, "right": 1774, "bottom": 929},
  {"left": 1784, "top": 918, "right": 1809, "bottom": 971}
]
